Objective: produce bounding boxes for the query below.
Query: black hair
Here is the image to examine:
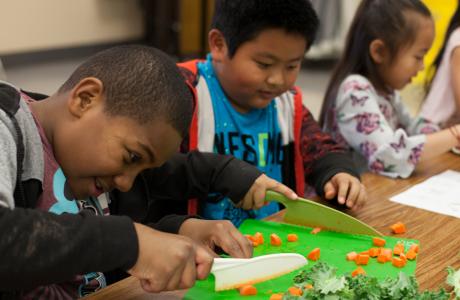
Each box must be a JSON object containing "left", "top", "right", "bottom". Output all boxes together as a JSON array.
[
  {"left": 425, "top": 1, "right": 460, "bottom": 90},
  {"left": 211, "top": 0, "right": 319, "bottom": 58},
  {"left": 59, "top": 45, "right": 193, "bottom": 137},
  {"left": 319, "top": 0, "right": 432, "bottom": 127}
]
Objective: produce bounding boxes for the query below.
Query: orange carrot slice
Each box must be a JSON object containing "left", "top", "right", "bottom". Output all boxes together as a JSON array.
[
  {"left": 378, "top": 248, "right": 392, "bottom": 263},
  {"left": 392, "top": 257, "right": 406, "bottom": 268},
  {"left": 239, "top": 284, "right": 257, "bottom": 296},
  {"left": 390, "top": 222, "right": 406, "bottom": 234},
  {"left": 406, "top": 249, "right": 417, "bottom": 260},
  {"left": 269, "top": 293, "right": 283, "bottom": 300},
  {"left": 393, "top": 243, "right": 405, "bottom": 255},
  {"left": 355, "top": 254, "right": 370, "bottom": 265},
  {"left": 310, "top": 227, "right": 322, "bottom": 234},
  {"left": 351, "top": 266, "right": 366, "bottom": 277},
  {"left": 372, "top": 237, "right": 386, "bottom": 247},
  {"left": 369, "top": 247, "right": 380, "bottom": 257},
  {"left": 288, "top": 286, "right": 302, "bottom": 296},
  {"left": 287, "top": 233, "right": 298, "bottom": 242},
  {"left": 270, "top": 233, "right": 282, "bottom": 246},
  {"left": 253, "top": 232, "right": 264, "bottom": 245},
  {"left": 304, "top": 283, "right": 313, "bottom": 289},
  {"left": 409, "top": 243, "right": 419, "bottom": 253},
  {"left": 346, "top": 251, "right": 358, "bottom": 261},
  {"left": 307, "top": 248, "right": 320, "bottom": 261}
]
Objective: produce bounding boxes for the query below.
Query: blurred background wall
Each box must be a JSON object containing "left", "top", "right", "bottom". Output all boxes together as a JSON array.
[{"left": 0, "top": 0, "right": 458, "bottom": 118}]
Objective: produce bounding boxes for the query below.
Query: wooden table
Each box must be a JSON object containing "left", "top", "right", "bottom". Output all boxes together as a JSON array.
[{"left": 86, "top": 152, "right": 460, "bottom": 299}]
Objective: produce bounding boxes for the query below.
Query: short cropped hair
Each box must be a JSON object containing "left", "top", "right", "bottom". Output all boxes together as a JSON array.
[
  {"left": 211, "top": 0, "right": 319, "bottom": 58},
  {"left": 59, "top": 45, "right": 193, "bottom": 137}
]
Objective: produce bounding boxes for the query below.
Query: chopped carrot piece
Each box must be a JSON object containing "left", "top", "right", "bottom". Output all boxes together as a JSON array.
[
  {"left": 304, "top": 283, "right": 314, "bottom": 289},
  {"left": 360, "top": 250, "right": 370, "bottom": 255},
  {"left": 253, "top": 232, "right": 264, "bottom": 245},
  {"left": 377, "top": 248, "right": 392, "bottom": 263},
  {"left": 406, "top": 249, "right": 417, "bottom": 260},
  {"left": 393, "top": 243, "right": 405, "bottom": 255},
  {"left": 270, "top": 233, "right": 282, "bottom": 246},
  {"left": 369, "top": 247, "right": 380, "bottom": 257},
  {"left": 392, "top": 257, "right": 406, "bottom": 268},
  {"left": 311, "top": 227, "right": 322, "bottom": 234},
  {"left": 245, "top": 235, "right": 259, "bottom": 247},
  {"left": 390, "top": 222, "right": 406, "bottom": 234},
  {"left": 399, "top": 253, "right": 407, "bottom": 263},
  {"left": 351, "top": 266, "right": 366, "bottom": 277},
  {"left": 239, "top": 284, "right": 257, "bottom": 296},
  {"left": 287, "top": 233, "right": 298, "bottom": 242},
  {"left": 372, "top": 237, "right": 386, "bottom": 247},
  {"left": 288, "top": 286, "right": 302, "bottom": 296},
  {"left": 346, "top": 251, "right": 358, "bottom": 261},
  {"left": 307, "top": 248, "right": 320, "bottom": 261},
  {"left": 269, "top": 293, "right": 283, "bottom": 300},
  {"left": 409, "top": 243, "right": 419, "bottom": 253},
  {"left": 355, "top": 254, "right": 370, "bottom": 265}
]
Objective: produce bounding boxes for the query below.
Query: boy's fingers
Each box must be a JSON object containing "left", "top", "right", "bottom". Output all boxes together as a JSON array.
[
  {"left": 336, "top": 179, "right": 350, "bottom": 205},
  {"left": 323, "top": 181, "right": 336, "bottom": 200},
  {"left": 195, "top": 245, "right": 214, "bottom": 280},
  {"left": 177, "top": 252, "right": 197, "bottom": 290},
  {"left": 345, "top": 181, "right": 360, "bottom": 208},
  {"left": 268, "top": 180, "right": 298, "bottom": 200},
  {"left": 253, "top": 186, "right": 266, "bottom": 210},
  {"left": 230, "top": 227, "right": 253, "bottom": 258},
  {"left": 353, "top": 186, "right": 367, "bottom": 210}
]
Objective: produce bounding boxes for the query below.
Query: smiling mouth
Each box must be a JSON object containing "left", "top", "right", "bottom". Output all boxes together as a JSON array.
[{"left": 259, "top": 90, "right": 279, "bottom": 99}]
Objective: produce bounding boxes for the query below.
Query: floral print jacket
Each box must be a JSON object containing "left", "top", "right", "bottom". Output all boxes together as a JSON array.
[{"left": 324, "top": 75, "right": 439, "bottom": 178}]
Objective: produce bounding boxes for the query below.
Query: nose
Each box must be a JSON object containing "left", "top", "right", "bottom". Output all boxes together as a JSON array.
[
  {"left": 113, "top": 171, "right": 137, "bottom": 192},
  {"left": 266, "top": 69, "right": 285, "bottom": 87}
]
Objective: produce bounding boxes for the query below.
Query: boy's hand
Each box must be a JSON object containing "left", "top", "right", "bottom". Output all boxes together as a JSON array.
[
  {"left": 129, "top": 223, "right": 213, "bottom": 293},
  {"left": 179, "top": 218, "right": 253, "bottom": 258},
  {"left": 323, "top": 173, "right": 367, "bottom": 210},
  {"left": 239, "top": 174, "right": 298, "bottom": 210}
]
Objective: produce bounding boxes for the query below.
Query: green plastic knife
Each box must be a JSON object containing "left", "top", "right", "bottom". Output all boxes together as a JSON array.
[{"left": 266, "top": 190, "right": 383, "bottom": 236}]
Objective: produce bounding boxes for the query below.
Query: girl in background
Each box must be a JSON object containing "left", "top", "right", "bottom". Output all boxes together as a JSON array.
[
  {"left": 421, "top": 2, "right": 460, "bottom": 128},
  {"left": 319, "top": 0, "right": 460, "bottom": 178}
]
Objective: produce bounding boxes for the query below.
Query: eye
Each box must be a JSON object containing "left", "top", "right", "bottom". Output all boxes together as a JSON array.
[
  {"left": 125, "top": 151, "right": 142, "bottom": 164},
  {"left": 255, "top": 61, "right": 271, "bottom": 69},
  {"left": 286, "top": 64, "right": 299, "bottom": 70}
]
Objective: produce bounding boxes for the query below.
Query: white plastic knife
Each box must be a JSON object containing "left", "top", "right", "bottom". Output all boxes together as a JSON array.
[{"left": 210, "top": 253, "right": 307, "bottom": 291}]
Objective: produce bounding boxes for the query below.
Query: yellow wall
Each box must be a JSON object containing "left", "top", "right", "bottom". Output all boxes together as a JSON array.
[{"left": 413, "top": 0, "right": 458, "bottom": 84}]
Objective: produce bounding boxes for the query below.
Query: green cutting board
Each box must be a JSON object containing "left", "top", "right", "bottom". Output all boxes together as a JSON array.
[{"left": 184, "top": 219, "right": 418, "bottom": 299}]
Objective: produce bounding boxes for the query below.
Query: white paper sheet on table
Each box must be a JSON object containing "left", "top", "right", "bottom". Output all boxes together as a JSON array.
[{"left": 389, "top": 170, "right": 460, "bottom": 218}]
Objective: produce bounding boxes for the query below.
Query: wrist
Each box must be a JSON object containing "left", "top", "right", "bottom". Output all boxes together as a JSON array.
[{"left": 449, "top": 125, "right": 460, "bottom": 145}]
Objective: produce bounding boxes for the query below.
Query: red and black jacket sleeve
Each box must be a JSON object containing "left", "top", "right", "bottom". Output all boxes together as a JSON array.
[{"left": 300, "top": 106, "right": 360, "bottom": 197}]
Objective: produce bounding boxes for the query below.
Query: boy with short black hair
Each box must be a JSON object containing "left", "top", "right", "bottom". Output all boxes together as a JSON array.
[
  {"left": 179, "top": 0, "right": 367, "bottom": 226},
  {"left": 0, "top": 45, "right": 295, "bottom": 298}
]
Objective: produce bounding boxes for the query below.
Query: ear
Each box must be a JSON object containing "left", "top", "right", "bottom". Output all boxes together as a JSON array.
[
  {"left": 369, "top": 39, "right": 388, "bottom": 64},
  {"left": 208, "top": 29, "right": 228, "bottom": 62},
  {"left": 67, "top": 77, "right": 104, "bottom": 118}
]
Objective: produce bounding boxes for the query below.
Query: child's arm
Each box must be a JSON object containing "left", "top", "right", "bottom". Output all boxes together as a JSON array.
[
  {"left": 0, "top": 207, "right": 139, "bottom": 290},
  {"left": 299, "top": 105, "right": 364, "bottom": 208},
  {"left": 128, "top": 222, "right": 214, "bottom": 293},
  {"left": 134, "top": 151, "right": 295, "bottom": 216}
]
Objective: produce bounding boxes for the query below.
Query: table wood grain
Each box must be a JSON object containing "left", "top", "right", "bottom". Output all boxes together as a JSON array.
[{"left": 85, "top": 152, "right": 460, "bottom": 299}]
